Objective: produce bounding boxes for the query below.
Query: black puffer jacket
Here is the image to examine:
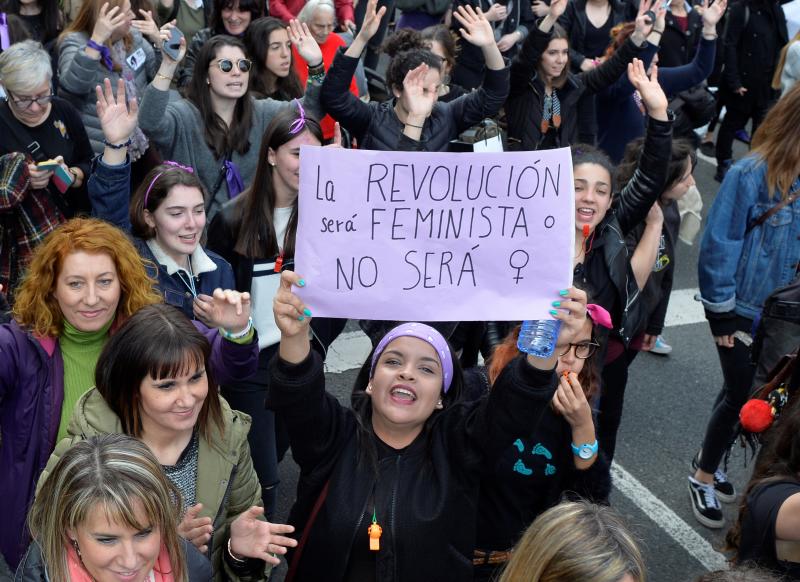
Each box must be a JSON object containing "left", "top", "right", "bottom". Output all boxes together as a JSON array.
[
  {"left": 268, "top": 350, "right": 558, "bottom": 582},
  {"left": 321, "top": 49, "right": 509, "bottom": 151},
  {"left": 14, "top": 539, "right": 213, "bottom": 582},
  {"left": 506, "top": 26, "right": 645, "bottom": 151},
  {"left": 576, "top": 114, "right": 674, "bottom": 346}
]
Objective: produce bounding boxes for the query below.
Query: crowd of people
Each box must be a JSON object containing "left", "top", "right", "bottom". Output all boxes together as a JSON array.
[{"left": 1, "top": 0, "right": 799, "bottom": 577}]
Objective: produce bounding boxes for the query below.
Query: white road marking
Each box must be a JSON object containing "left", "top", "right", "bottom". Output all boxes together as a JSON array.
[
  {"left": 696, "top": 150, "right": 718, "bottom": 167},
  {"left": 612, "top": 462, "right": 728, "bottom": 571},
  {"left": 664, "top": 287, "right": 707, "bottom": 328}
]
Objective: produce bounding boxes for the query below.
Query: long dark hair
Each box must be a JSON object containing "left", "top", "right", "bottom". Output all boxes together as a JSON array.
[
  {"left": 245, "top": 17, "right": 303, "bottom": 100},
  {"left": 350, "top": 336, "right": 464, "bottom": 473},
  {"left": 95, "top": 303, "right": 225, "bottom": 442},
  {"left": 210, "top": 0, "right": 261, "bottom": 35},
  {"left": 186, "top": 35, "right": 254, "bottom": 157},
  {"left": 537, "top": 23, "right": 570, "bottom": 89},
  {"left": 726, "top": 397, "right": 800, "bottom": 559},
  {"left": 1, "top": 0, "right": 62, "bottom": 43},
  {"left": 617, "top": 137, "right": 696, "bottom": 195},
  {"left": 233, "top": 105, "right": 322, "bottom": 259}
]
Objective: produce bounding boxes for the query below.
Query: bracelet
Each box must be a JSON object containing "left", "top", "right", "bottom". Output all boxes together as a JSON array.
[
  {"left": 156, "top": 72, "right": 173, "bottom": 82},
  {"left": 221, "top": 316, "right": 253, "bottom": 340},
  {"left": 405, "top": 122, "right": 424, "bottom": 129},
  {"left": 651, "top": 28, "right": 664, "bottom": 35},
  {"left": 227, "top": 539, "right": 246, "bottom": 564},
  {"left": 702, "top": 33, "right": 718, "bottom": 40},
  {"left": 103, "top": 137, "right": 132, "bottom": 149}
]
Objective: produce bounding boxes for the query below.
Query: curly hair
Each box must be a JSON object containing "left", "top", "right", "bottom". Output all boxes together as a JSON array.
[
  {"left": 381, "top": 29, "right": 442, "bottom": 94},
  {"left": 12, "top": 218, "right": 162, "bottom": 337}
]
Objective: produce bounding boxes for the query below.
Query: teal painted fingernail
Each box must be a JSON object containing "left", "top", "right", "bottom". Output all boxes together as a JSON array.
[
  {"left": 559, "top": 289, "right": 569, "bottom": 296},
  {"left": 549, "top": 309, "right": 559, "bottom": 316},
  {"left": 298, "top": 315, "right": 305, "bottom": 322},
  {"left": 298, "top": 279, "right": 306, "bottom": 287},
  {"left": 552, "top": 301, "right": 561, "bottom": 307},
  {"left": 303, "top": 308, "right": 312, "bottom": 317}
]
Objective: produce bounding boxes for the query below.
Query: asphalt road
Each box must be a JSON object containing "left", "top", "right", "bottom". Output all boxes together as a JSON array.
[{"left": 270, "top": 139, "right": 754, "bottom": 582}]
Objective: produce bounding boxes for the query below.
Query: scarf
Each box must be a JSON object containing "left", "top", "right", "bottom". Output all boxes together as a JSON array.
[
  {"left": 67, "top": 543, "right": 175, "bottom": 582},
  {"left": 540, "top": 89, "right": 561, "bottom": 134}
]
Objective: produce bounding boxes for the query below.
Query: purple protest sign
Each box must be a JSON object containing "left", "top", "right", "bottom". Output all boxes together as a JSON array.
[{"left": 294, "top": 146, "right": 575, "bottom": 321}]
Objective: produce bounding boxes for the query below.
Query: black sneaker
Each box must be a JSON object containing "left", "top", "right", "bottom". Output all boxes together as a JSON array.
[
  {"left": 714, "top": 159, "right": 732, "bottom": 183},
  {"left": 688, "top": 476, "right": 725, "bottom": 529},
  {"left": 691, "top": 454, "right": 736, "bottom": 503}
]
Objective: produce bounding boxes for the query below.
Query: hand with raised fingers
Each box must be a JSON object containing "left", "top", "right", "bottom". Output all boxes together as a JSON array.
[
  {"left": 273, "top": 270, "right": 312, "bottom": 338},
  {"left": 194, "top": 289, "right": 252, "bottom": 333},
  {"left": 288, "top": 19, "right": 323, "bottom": 66},
  {"left": 454, "top": 5, "right": 495, "bottom": 48},
  {"left": 633, "top": 0, "right": 657, "bottom": 44},
  {"left": 91, "top": 2, "right": 127, "bottom": 44},
  {"left": 701, "top": 0, "right": 727, "bottom": 28},
  {"left": 627, "top": 58, "right": 668, "bottom": 119},
  {"left": 403, "top": 63, "right": 437, "bottom": 120},
  {"left": 326, "top": 122, "right": 343, "bottom": 148},
  {"left": 229, "top": 507, "right": 298, "bottom": 565},
  {"left": 131, "top": 9, "right": 160, "bottom": 43},
  {"left": 178, "top": 504, "right": 213, "bottom": 554},
  {"left": 552, "top": 287, "right": 589, "bottom": 349},
  {"left": 357, "top": 0, "right": 387, "bottom": 42},
  {"left": 96, "top": 78, "right": 138, "bottom": 144}
]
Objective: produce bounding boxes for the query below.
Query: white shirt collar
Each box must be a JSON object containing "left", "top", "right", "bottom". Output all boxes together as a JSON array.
[{"left": 146, "top": 238, "right": 218, "bottom": 276}]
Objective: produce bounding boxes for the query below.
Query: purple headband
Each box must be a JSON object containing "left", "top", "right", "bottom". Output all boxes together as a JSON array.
[
  {"left": 143, "top": 161, "right": 194, "bottom": 208},
  {"left": 370, "top": 322, "right": 454, "bottom": 393},
  {"left": 0, "top": 13, "right": 10, "bottom": 51},
  {"left": 289, "top": 99, "right": 306, "bottom": 135}
]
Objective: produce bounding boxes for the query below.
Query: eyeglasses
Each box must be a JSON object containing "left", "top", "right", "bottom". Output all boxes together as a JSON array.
[
  {"left": 558, "top": 340, "right": 600, "bottom": 359},
  {"left": 214, "top": 58, "right": 252, "bottom": 73},
  {"left": 8, "top": 91, "right": 54, "bottom": 110}
]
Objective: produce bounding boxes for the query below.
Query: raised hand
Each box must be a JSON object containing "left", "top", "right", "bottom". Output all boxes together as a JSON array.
[
  {"left": 178, "top": 503, "right": 213, "bottom": 554},
  {"left": 553, "top": 287, "right": 589, "bottom": 349},
  {"left": 356, "top": 0, "right": 387, "bottom": 43},
  {"left": 403, "top": 63, "right": 437, "bottom": 120},
  {"left": 96, "top": 78, "right": 138, "bottom": 144},
  {"left": 701, "top": 0, "right": 727, "bottom": 28},
  {"left": 326, "top": 122, "right": 343, "bottom": 148},
  {"left": 157, "top": 22, "right": 187, "bottom": 64},
  {"left": 131, "top": 9, "right": 160, "bottom": 43},
  {"left": 229, "top": 507, "right": 298, "bottom": 565},
  {"left": 627, "top": 58, "right": 668, "bottom": 120},
  {"left": 273, "top": 270, "right": 311, "bottom": 338},
  {"left": 194, "top": 288, "right": 252, "bottom": 334},
  {"left": 632, "top": 0, "right": 658, "bottom": 43},
  {"left": 288, "top": 19, "right": 323, "bottom": 66},
  {"left": 548, "top": 0, "right": 568, "bottom": 20},
  {"left": 484, "top": 3, "right": 508, "bottom": 22},
  {"left": 91, "top": 2, "right": 127, "bottom": 43},
  {"left": 454, "top": 5, "right": 495, "bottom": 47}
]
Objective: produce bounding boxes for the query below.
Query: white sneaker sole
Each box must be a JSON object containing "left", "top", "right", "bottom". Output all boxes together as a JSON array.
[{"left": 689, "top": 488, "right": 725, "bottom": 529}]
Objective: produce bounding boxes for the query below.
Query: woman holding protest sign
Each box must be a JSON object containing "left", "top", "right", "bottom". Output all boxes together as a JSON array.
[
  {"left": 505, "top": 0, "right": 661, "bottom": 151},
  {"left": 206, "top": 105, "right": 345, "bottom": 522},
  {"left": 320, "top": 0, "right": 509, "bottom": 151},
  {"left": 268, "top": 266, "right": 589, "bottom": 581}
]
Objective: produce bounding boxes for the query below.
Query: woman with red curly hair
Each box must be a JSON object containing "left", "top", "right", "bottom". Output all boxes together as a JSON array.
[{"left": 0, "top": 217, "right": 260, "bottom": 572}]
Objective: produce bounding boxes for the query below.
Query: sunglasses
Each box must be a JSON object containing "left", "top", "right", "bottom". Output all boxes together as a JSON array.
[
  {"left": 214, "top": 58, "right": 252, "bottom": 73},
  {"left": 8, "top": 91, "right": 54, "bottom": 110}
]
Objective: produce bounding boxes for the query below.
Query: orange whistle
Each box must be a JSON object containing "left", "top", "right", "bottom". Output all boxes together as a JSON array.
[
  {"left": 582, "top": 224, "right": 590, "bottom": 238},
  {"left": 274, "top": 254, "right": 284, "bottom": 273},
  {"left": 368, "top": 523, "right": 382, "bottom": 551}
]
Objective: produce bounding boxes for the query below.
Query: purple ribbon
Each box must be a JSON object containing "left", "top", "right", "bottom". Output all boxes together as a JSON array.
[
  {"left": 289, "top": 99, "right": 306, "bottom": 135},
  {"left": 86, "top": 39, "right": 113, "bottom": 71},
  {"left": 0, "top": 14, "right": 10, "bottom": 51},
  {"left": 224, "top": 160, "right": 244, "bottom": 199}
]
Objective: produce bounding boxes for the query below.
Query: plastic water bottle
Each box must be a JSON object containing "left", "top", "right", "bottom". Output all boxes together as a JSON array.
[{"left": 517, "top": 319, "right": 562, "bottom": 358}]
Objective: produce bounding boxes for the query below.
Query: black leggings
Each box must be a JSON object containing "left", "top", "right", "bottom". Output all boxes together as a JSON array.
[
  {"left": 597, "top": 348, "right": 640, "bottom": 463},
  {"left": 697, "top": 318, "right": 756, "bottom": 474}
]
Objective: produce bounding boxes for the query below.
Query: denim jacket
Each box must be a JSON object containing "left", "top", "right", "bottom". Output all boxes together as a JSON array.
[{"left": 698, "top": 156, "right": 800, "bottom": 324}]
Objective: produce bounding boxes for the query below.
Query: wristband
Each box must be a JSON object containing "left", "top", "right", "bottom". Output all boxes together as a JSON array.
[
  {"left": 103, "top": 137, "right": 132, "bottom": 149},
  {"left": 86, "top": 39, "right": 113, "bottom": 71},
  {"left": 227, "top": 539, "right": 246, "bottom": 564},
  {"left": 221, "top": 316, "right": 253, "bottom": 340}
]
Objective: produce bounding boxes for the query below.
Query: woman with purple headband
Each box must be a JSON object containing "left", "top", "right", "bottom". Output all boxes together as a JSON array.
[
  {"left": 89, "top": 78, "right": 240, "bottom": 325},
  {"left": 267, "top": 269, "right": 590, "bottom": 581}
]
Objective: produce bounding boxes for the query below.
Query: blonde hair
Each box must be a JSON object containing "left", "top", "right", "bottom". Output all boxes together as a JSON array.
[
  {"left": 498, "top": 501, "right": 646, "bottom": 582},
  {"left": 771, "top": 32, "right": 800, "bottom": 90},
  {"left": 28, "top": 435, "right": 187, "bottom": 582},
  {"left": 12, "top": 218, "right": 161, "bottom": 337}
]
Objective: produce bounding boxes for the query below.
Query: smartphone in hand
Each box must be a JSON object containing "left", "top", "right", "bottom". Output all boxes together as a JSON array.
[{"left": 162, "top": 27, "right": 184, "bottom": 61}]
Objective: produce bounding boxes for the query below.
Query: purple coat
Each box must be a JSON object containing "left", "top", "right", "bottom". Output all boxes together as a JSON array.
[{"left": 0, "top": 319, "right": 259, "bottom": 570}]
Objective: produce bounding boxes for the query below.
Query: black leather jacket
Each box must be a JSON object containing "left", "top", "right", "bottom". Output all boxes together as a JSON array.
[{"left": 576, "top": 114, "right": 674, "bottom": 346}]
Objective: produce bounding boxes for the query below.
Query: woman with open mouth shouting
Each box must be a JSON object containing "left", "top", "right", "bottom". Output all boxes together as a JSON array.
[{"left": 267, "top": 270, "right": 589, "bottom": 581}]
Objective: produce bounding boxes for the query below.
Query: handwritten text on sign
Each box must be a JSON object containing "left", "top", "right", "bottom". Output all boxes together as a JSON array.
[{"left": 294, "top": 147, "right": 575, "bottom": 321}]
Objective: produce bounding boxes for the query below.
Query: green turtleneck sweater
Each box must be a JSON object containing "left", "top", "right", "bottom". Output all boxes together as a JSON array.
[{"left": 57, "top": 320, "right": 113, "bottom": 442}]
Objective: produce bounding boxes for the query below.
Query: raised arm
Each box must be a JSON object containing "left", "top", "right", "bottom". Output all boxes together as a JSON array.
[
  {"left": 510, "top": 0, "right": 567, "bottom": 97},
  {"left": 629, "top": 201, "right": 663, "bottom": 290}
]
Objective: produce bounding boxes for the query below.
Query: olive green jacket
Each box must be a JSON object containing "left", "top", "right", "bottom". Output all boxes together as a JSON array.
[{"left": 37, "top": 388, "right": 269, "bottom": 582}]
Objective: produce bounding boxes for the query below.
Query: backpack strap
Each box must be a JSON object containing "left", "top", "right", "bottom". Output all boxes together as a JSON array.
[{"left": 746, "top": 186, "right": 800, "bottom": 234}]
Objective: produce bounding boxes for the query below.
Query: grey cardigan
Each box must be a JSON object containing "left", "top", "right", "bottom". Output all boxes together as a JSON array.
[
  {"left": 58, "top": 30, "right": 159, "bottom": 153},
  {"left": 138, "top": 80, "right": 323, "bottom": 219}
]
